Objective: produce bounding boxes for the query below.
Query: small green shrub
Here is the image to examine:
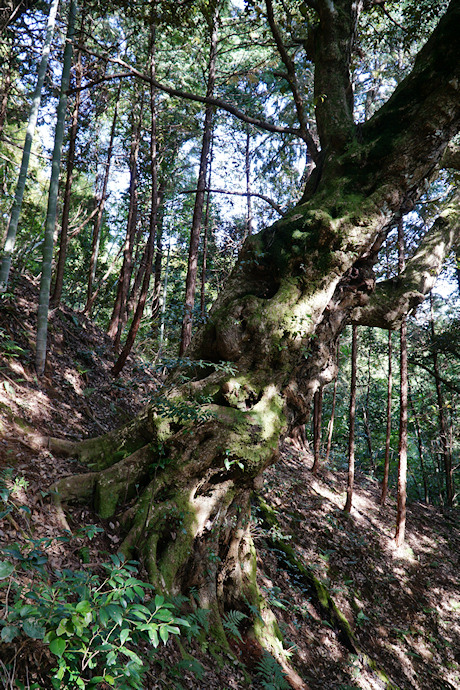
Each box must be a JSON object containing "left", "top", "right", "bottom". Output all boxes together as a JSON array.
[{"left": 0, "top": 550, "right": 192, "bottom": 689}]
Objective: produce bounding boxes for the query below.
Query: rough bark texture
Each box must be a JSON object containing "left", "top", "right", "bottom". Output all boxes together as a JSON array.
[{"left": 50, "top": 0, "right": 460, "bottom": 674}]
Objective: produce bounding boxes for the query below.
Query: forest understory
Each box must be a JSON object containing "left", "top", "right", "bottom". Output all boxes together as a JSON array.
[{"left": 0, "top": 272, "right": 459, "bottom": 690}]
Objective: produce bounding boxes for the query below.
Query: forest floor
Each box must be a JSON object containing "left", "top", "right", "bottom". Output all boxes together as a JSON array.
[{"left": 0, "top": 272, "right": 459, "bottom": 690}]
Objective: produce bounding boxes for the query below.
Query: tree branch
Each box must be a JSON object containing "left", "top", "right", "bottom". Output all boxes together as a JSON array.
[
  {"left": 264, "top": 0, "right": 319, "bottom": 161},
  {"left": 71, "top": 48, "right": 304, "bottom": 140},
  {"left": 409, "top": 358, "right": 460, "bottom": 395},
  {"left": 361, "top": 0, "right": 460, "bottom": 201},
  {"left": 178, "top": 187, "right": 284, "bottom": 215},
  {"left": 351, "top": 195, "right": 460, "bottom": 329}
]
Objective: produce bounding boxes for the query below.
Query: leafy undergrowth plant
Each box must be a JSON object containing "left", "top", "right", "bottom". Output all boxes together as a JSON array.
[
  {"left": 0, "top": 471, "right": 203, "bottom": 689},
  {"left": 0, "top": 549, "right": 194, "bottom": 689}
]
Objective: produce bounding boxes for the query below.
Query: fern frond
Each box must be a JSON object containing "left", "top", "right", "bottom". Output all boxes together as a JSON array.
[
  {"left": 256, "top": 652, "right": 290, "bottom": 689},
  {"left": 222, "top": 609, "right": 248, "bottom": 641}
]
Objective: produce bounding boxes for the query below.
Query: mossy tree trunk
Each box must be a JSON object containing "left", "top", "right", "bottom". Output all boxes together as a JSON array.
[{"left": 51, "top": 0, "right": 460, "bottom": 668}]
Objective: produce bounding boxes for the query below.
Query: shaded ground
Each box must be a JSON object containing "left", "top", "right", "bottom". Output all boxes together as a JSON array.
[{"left": 0, "top": 272, "right": 459, "bottom": 689}]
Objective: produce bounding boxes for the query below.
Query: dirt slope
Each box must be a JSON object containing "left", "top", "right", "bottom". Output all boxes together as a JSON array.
[{"left": 0, "top": 272, "right": 459, "bottom": 689}]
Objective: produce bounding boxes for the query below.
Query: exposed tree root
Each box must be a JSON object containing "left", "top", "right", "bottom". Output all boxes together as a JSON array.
[
  {"left": 255, "top": 495, "right": 400, "bottom": 689},
  {"left": 49, "top": 410, "right": 312, "bottom": 688}
]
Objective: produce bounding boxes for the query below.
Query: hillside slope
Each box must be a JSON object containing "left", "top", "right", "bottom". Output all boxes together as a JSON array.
[{"left": 0, "top": 272, "right": 459, "bottom": 689}]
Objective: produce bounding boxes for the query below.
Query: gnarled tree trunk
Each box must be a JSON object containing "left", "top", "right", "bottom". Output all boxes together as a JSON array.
[{"left": 50, "top": 0, "right": 460, "bottom": 676}]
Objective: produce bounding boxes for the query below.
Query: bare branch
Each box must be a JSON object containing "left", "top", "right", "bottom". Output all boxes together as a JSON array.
[
  {"left": 70, "top": 48, "right": 304, "bottom": 140},
  {"left": 178, "top": 188, "right": 284, "bottom": 215},
  {"left": 409, "top": 358, "right": 460, "bottom": 394},
  {"left": 264, "top": 0, "right": 319, "bottom": 161}
]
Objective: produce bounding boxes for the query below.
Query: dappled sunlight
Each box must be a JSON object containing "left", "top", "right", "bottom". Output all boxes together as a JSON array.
[
  {"left": 260, "top": 446, "right": 460, "bottom": 690},
  {"left": 63, "top": 367, "right": 84, "bottom": 395}
]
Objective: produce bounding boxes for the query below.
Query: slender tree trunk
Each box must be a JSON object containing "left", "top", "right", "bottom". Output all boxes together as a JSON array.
[
  {"left": 150, "top": 228, "right": 163, "bottom": 323},
  {"left": 344, "top": 324, "right": 358, "bottom": 513},
  {"left": 125, "top": 221, "right": 149, "bottom": 321},
  {"left": 380, "top": 329, "right": 393, "bottom": 505},
  {"left": 179, "top": 5, "right": 218, "bottom": 356},
  {"left": 409, "top": 389, "right": 429, "bottom": 503},
  {"left": 0, "top": 0, "right": 60, "bottom": 292},
  {"left": 107, "top": 94, "right": 143, "bottom": 348},
  {"left": 311, "top": 387, "right": 323, "bottom": 474},
  {"left": 395, "top": 218, "right": 408, "bottom": 547},
  {"left": 429, "top": 292, "right": 454, "bottom": 506},
  {"left": 36, "top": 0, "right": 77, "bottom": 376},
  {"left": 112, "top": 25, "right": 159, "bottom": 377},
  {"left": 158, "top": 241, "right": 170, "bottom": 354},
  {"left": 50, "top": 38, "right": 83, "bottom": 308},
  {"left": 84, "top": 85, "right": 121, "bottom": 316},
  {"left": 201, "top": 138, "right": 213, "bottom": 318},
  {"left": 363, "top": 340, "right": 375, "bottom": 472},
  {"left": 325, "top": 337, "right": 340, "bottom": 465}
]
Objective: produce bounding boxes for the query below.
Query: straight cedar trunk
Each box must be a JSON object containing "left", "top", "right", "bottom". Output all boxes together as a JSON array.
[
  {"left": 201, "top": 138, "right": 214, "bottom": 317},
  {"left": 112, "top": 25, "right": 159, "bottom": 377},
  {"left": 179, "top": 4, "right": 218, "bottom": 356},
  {"left": 380, "top": 329, "right": 392, "bottom": 505},
  {"left": 324, "top": 342, "right": 339, "bottom": 466},
  {"left": 200, "top": 190, "right": 210, "bottom": 317},
  {"left": 311, "top": 387, "right": 323, "bottom": 474},
  {"left": 107, "top": 94, "right": 143, "bottom": 349},
  {"left": 35, "top": 0, "right": 77, "bottom": 376},
  {"left": 429, "top": 292, "right": 454, "bottom": 506},
  {"left": 394, "top": 218, "right": 408, "bottom": 547},
  {"left": 150, "top": 228, "right": 163, "bottom": 325},
  {"left": 50, "top": 39, "right": 83, "bottom": 308},
  {"left": 84, "top": 84, "right": 121, "bottom": 316},
  {"left": 344, "top": 324, "right": 358, "bottom": 513},
  {"left": 363, "top": 340, "right": 375, "bottom": 472},
  {"left": 50, "top": 0, "right": 460, "bottom": 669},
  {"left": 245, "top": 128, "right": 253, "bottom": 239},
  {"left": 0, "top": 0, "right": 60, "bottom": 292}
]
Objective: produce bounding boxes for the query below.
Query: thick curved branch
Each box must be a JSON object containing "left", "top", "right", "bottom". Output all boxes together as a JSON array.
[
  {"left": 409, "top": 358, "right": 460, "bottom": 395},
  {"left": 71, "top": 49, "right": 303, "bottom": 140},
  {"left": 361, "top": 0, "right": 460, "bottom": 197},
  {"left": 351, "top": 200, "right": 460, "bottom": 329}
]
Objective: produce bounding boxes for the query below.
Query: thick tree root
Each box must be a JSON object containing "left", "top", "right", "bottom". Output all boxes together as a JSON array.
[
  {"left": 256, "top": 496, "right": 400, "bottom": 689},
  {"left": 50, "top": 445, "right": 155, "bottom": 518},
  {"left": 49, "top": 437, "right": 310, "bottom": 688}
]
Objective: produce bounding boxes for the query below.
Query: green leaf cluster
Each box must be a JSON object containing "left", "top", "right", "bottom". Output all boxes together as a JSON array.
[{"left": 0, "top": 548, "right": 200, "bottom": 689}]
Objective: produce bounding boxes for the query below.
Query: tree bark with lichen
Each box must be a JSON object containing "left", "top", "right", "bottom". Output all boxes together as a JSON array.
[{"left": 49, "top": 0, "right": 460, "bottom": 681}]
